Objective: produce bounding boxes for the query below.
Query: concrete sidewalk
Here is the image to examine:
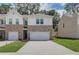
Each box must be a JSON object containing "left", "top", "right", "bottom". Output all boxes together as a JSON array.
[
  {"left": 17, "top": 41, "right": 75, "bottom": 55},
  {"left": 0, "top": 41, "right": 14, "bottom": 47}
]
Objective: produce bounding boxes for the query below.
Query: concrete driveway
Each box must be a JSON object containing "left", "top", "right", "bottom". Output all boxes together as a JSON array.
[{"left": 17, "top": 41, "right": 75, "bottom": 55}]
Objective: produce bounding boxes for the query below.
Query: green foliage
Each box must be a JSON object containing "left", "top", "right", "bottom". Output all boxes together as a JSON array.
[
  {"left": 54, "top": 37, "right": 79, "bottom": 52},
  {"left": 0, "top": 41, "right": 26, "bottom": 52},
  {"left": 0, "top": 3, "right": 12, "bottom": 14},
  {"left": 46, "top": 10, "right": 56, "bottom": 16},
  {"left": 53, "top": 13, "right": 60, "bottom": 32},
  {"left": 0, "top": 35, "right": 5, "bottom": 41},
  {"left": 15, "top": 3, "right": 40, "bottom": 15},
  {"left": 0, "top": 35, "right": 2, "bottom": 39},
  {"left": 44, "top": 10, "right": 60, "bottom": 32},
  {"left": 64, "top": 3, "right": 79, "bottom": 14}
]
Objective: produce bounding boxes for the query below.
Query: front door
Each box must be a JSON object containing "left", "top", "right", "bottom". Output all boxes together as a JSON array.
[{"left": 23, "top": 30, "right": 27, "bottom": 40}]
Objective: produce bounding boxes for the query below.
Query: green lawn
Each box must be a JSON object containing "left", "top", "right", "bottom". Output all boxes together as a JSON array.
[
  {"left": 53, "top": 37, "right": 79, "bottom": 52},
  {"left": 0, "top": 41, "right": 26, "bottom": 52}
]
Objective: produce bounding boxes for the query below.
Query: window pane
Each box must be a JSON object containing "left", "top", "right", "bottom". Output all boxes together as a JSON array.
[
  {"left": 40, "top": 19, "right": 44, "bottom": 24},
  {"left": 0, "top": 19, "right": 6, "bottom": 24},
  {"left": 25, "top": 20, "right": 27, "bottom": 25},
  {"left": 1, "top": 20, "right": 3, "bottom": 24},
  {"left": 36, "top": 19, "right": 39, "bottom": 24},
  {"left": 3, "top": 20, "right": 6, "bottom": 24},
  {"left": 16, "top": 18, "right": 19, "bottom": 24},
  {"left": 23, "top": 18, "right": 28, "bottom": 25},
  {"left": 9, "top": 18, "right": 12, "bottom": 24}
]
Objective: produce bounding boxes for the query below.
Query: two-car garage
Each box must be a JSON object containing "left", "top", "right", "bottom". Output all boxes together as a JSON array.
[{"left": 8, "top": 32, "right": 50, "bottom": 41}]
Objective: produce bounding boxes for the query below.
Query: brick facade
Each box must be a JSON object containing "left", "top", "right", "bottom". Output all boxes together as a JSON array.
[
  {"left": 28, "top": 25, "right": 52, "bottom": 32},
  {"left": 5, "top": 25, "right": 23, "bottom": 40}
]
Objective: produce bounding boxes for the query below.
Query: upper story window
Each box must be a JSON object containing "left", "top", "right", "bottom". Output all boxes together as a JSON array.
[
  {"left": 23, "top": 18, "right": 28, "bottom": 25},
  {"left": 36, "top": 18, "right": 44, "bottom": 24},
  {"left": 40, "top": 19, "right": 44, "bottom": 24},
  {"left": 9, "top": 18, "right": 12, "bottom": 24},
  {"left": 0, "top": 20, "right": 4, "bottom": 25},
  {"left": 0, "top": 20, "right": 4, "bottom": 24},
  {"left": 63, "top": 23, "right": 64, "bottom": 28},
  {"left": 16, "top": 18, "right": 19, "bottom": 24},
  {"left": 24, "top": 20, "right": 27, "bottom": 25},
  {"left": 2, "top": 20, "right": 6, "bottom": 24},
  {"left": 36, "top": 19, "right": 39, "bottom": 24},
  {"left": 3, "top": 20, "right": 6, "bottom": 24},
  {"left": 0, "top": 19, "right": 6, "bottom": 25}
]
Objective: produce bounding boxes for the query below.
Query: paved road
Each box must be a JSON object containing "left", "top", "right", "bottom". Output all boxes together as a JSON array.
[{"left": 17, "top": 41, "right": 75, "bottom": 55}]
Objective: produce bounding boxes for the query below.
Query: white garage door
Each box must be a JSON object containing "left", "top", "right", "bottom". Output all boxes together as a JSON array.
[
  {"left": 8, "top": 32, "right": 18, "bottom": 41},
  {"left": 30, "top": 32, "right": 50, "bottom": 40}
]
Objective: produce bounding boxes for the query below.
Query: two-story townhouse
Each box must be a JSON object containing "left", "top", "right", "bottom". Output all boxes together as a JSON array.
[{"left": 0, "top": 9, "right": 53, "bottom": 41}]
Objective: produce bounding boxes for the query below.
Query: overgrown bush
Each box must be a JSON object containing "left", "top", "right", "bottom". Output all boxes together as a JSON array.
[{"left": 0, "top": 35, "right": 4, "bottom": 41}]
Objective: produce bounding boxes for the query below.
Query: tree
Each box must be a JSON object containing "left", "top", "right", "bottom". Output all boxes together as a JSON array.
[
  {"left": 64, "top": 3, "right": 79, "bottom": 14},
  {"left": 53, "top": 12, "right": 60, "bottom": 31},
  {"left": 39, "top": 10, "right": 47, "bottom": 14},
  {"left": 46, "top": 10, "right": 56, "bottom": 16},
  {"left": 0, "top": 3, "right": 12, "bottom": 14},
  {"left": 15, "top": 3, "right": 40, "bottom": 15},
  {"left": 46, "top": 10, "right": 60, "bottom": 31}
]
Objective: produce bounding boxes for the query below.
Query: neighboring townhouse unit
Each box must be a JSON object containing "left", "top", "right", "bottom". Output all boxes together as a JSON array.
[
  {"left": 0, "top": 9, "right": 53, "bottom": 41},
  {"left": 58, "top": 13, "right": 79, "bottom": 38}
]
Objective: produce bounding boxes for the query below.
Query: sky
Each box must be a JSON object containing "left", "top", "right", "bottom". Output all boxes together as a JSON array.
[{"left": 40, "top": 3, "right": 65, "bottom": 16}]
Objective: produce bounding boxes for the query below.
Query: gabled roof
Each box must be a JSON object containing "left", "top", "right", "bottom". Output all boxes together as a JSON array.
[
  {"left": 0, "top": 9, "right": 53, "bottom": 19},
  {"left": 22, "top": 14, "right": 53, "bottom": 18}
]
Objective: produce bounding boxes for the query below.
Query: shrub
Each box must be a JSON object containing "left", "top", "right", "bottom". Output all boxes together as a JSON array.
[{"left": 0, "top": 35, "right": 4, "bottom": 41}]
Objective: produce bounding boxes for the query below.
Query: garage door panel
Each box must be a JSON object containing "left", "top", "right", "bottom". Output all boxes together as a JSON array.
[
  {"left": 30, "top": 32, "right": 50, "bottom": 40},
  {"left": 8, "top": 32, "right": 18, "bottom": 41}
]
